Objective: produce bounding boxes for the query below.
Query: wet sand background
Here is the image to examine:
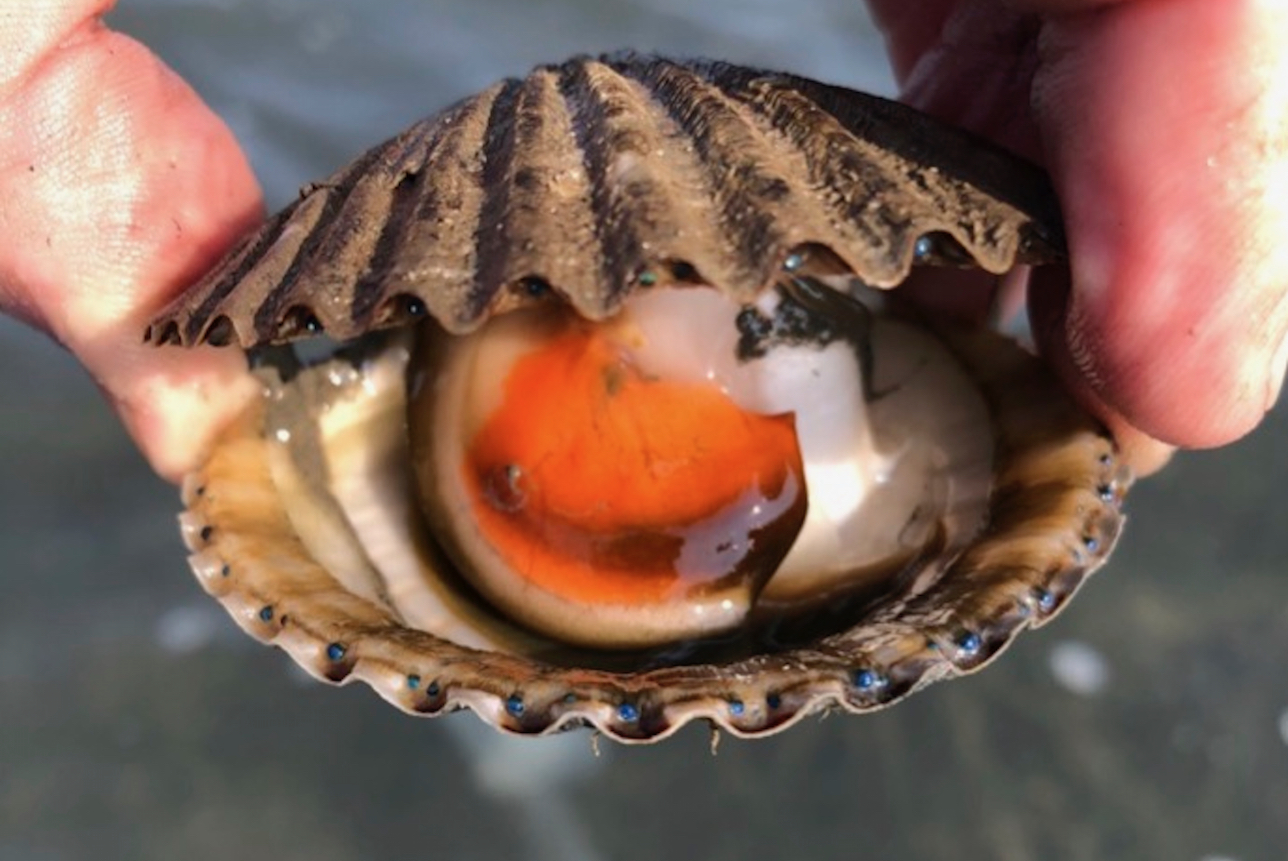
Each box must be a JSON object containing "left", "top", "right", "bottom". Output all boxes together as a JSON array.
[{"left": 2, "top": 2, "right": 1285, "bottom": 859}]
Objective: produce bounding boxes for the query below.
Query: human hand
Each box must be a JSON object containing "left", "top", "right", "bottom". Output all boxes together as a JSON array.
[
  {"left": 0, "top": 0, "right": 263, "bottom": 482},
  {"left": 870, "top": 0, "right": 1288, "bottom": 474}
]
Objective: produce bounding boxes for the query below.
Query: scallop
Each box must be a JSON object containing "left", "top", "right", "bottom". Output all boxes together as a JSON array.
[{"left": 147, "top": 54, "right": 1130, "bottom": 742}]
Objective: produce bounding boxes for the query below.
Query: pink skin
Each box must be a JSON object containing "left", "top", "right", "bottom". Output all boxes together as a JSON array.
[
  {"left": 871, "top": 0, "right": 1288, "bottom": 472},
  {"left": 1, "top": 1, "right": 1285, "bottom": 480},
  {"left": 0, "top": 0, "right": 263, "bottom": 481}
]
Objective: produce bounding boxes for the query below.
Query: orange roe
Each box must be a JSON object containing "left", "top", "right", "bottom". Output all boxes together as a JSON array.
[{"left": 465, "top": 319, "right": 806, "bottom": 606}]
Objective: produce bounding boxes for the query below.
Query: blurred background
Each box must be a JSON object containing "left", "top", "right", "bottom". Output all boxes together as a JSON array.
[{"left": 2, "top": 1, "right": 1285, "bottom": 859}]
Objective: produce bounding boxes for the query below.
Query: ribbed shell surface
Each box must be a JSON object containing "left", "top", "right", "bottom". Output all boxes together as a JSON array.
[{"left": 145, "top": 54, "right": 1065, "bottom": 348}]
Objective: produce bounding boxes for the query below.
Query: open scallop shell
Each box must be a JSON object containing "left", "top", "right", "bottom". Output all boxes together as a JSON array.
[{"left": 150, "top": 54, "right": 1128, "bottom": 742}]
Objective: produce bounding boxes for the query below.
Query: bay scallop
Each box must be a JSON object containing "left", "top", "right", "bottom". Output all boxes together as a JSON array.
[{"left": 147, "top": 54, "right": 1130, "bottom": 742}]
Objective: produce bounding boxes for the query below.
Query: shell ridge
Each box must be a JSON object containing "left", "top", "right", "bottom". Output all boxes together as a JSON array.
[
  {"left": 248, "top": 145, "right": 395, "bottom": 342},
  {"left": 676, "top": 59, "right": 988, "bottom": 279},
  {"left": 554, "top": 57, "right": 655, "bottom": 309},
  {"left": 154, "top": 198, "right": 306, "bottom": 347},
  {"left": 486, "top": 68, "right": 601, "bottom": 306},
  {"left": 340, "top": 85, "right": 520, "bottom": 335},
  {"left": 381, "top": 82, "right": 503, "bottom": 332},
  {"left": 771, "top": 72, "right": 1065, "bottom": 259},
  {"left": 181, "top": 216, "right": 297, "bottom": 346},
  {"left": 345, "top": 167, "right": 431, "bottom": 329},
  {"left": 279, "top": 171, "right": 401, "bottom": 337},
  {"left": 346, "top": 100, "right": 492, "bottom": 333},
  {"left": 457, "top": 67, "right": 609, "bottom": 323},
  {"left": 466, "top": 75, "right": 529, "bottom": 324},
  {"left": 344, "top": 116, "right": 459, "bottom": 329},
  {"left": 724, "top": 81, "right": 937, "bottom": 281},
  {"left": 609, "top": 56, "right": 819, "bottom": 294},
  {"left": 732, "top": 76, "right": 1026, "bottom": 277}
]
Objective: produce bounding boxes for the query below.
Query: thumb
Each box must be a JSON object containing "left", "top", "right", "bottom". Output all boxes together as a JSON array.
[
  {"left": 1027, "top": 0, "right": 1288, "bottom": 449},
  {"left": 0, "top": 1, "right": 264, "bottom": 481}
]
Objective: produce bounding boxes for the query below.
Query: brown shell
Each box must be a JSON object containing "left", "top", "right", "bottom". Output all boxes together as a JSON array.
[{"left": 145, "top": 53, "right": 1065, "bottom": 349}]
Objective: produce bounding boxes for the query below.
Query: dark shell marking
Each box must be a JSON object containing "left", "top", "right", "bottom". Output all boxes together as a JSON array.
[{"left": 145, "top": 53, "right": 1064, "bottom": 349}]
